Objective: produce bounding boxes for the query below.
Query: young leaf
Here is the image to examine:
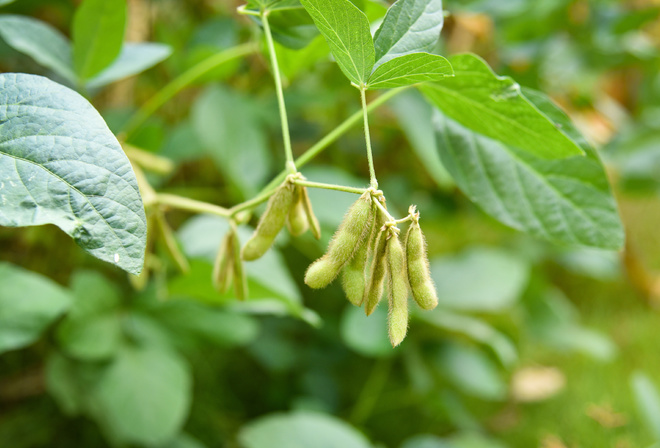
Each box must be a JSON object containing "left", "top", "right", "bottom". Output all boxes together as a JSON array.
[
  {"left": 0, "top": 15, "right": 76, "bottom": 84},
  {"left": 0, "top": 73, "right": 147, "bottom": 274},
  {"left": 367, "top": 52, "right": 453, "bottom": 89},
  {"left": 433, "top": 90, "right": 625, "bottom": 250},
  {"left": 299, "top": 0, "right": 374, "bottom": 85},
  {"left": 373, "top": 0, "right": 445, "bottom": 70},
  {"left": 419, "top": 53, "right": 584, "bottom": 159},
  {"left": 0, "top": 262, "right": 72, "bottom": 353},
  {"left": 86, "top": 43, "right": 172, "bottom": 89},
  {"left": 72, "top": 0, "right": 127, "bottom": 80}
]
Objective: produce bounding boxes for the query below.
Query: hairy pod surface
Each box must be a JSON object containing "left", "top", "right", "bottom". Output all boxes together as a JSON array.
[
  {"left": 363, "top": 220, "right": 389, "bottom": 315},
  {"left": 302, "top": 186, "right": 321, "bottom": 240},
  {"left": 386, "top": 234, "right": 409, "bottom": 347},
  {"left": 287, "top": 185, "right": 309, "bottom": 237},
  {"left": 341, "top": 206, "right": 377, "bottom": 305},
  {"left": 406, "top": 220, "right": 438, "bottom": 310},
  {"left": 231, "top": 227, "right": 248, "bottom": 300},
  {"left": 242, "top": 182, "right": 295, "bottom": 261},
  {"left": 305, "top": 192, "right": 373, "bottom": 289},
  {"left": 213, "top": 231, "right": 235, "bottom": 293}
]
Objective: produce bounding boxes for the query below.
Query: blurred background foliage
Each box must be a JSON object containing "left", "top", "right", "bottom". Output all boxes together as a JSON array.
[{"left": 1, "top": 0, "right": 660, "bottom": 447}]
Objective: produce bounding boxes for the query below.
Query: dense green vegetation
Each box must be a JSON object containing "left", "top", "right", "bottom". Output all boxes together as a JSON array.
[{"left": 1, "top": 0, "right": 659, "bottom": 447}]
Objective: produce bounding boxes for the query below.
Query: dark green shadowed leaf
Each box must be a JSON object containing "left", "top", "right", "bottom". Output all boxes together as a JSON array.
[
  {"left": 433, "top": 89, "right": 624, "bottom": 250},
  {"left": 0, "top": 74, "right": 147, "bottom": 274},
  {"left": 367, "top": 52, "right": 453, "bottom": 89},
  {"left": 0, "top": 262, "right": 72, "bottom": 353},
  {"left": 86, "top": 43, "right": 172, "bottom": 89},
  {"left": 0, "top": 15, "right": 76, "bottom": 84},
  {"left": 72, "top": 0, "right": 127, "bottom": 80},
  {"left": 420, "top": 53, "right": 584, "bottom": 159},
  {"left": 373, "top": 0, "right": 445, "bottom": 70},
  {"left": 299, "top": 0, "right": 374, "bottom": 85}
]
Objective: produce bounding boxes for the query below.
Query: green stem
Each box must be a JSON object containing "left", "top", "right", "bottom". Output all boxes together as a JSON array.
[
  {"left": 229, "top": 189, "right": 277, "bottom": 217},
  {"left": 261, "top": 11, "right": 295, "bottom": 173},
  {"left": 293, "top": 179, "right": 366, "bottom": 195},
  {"left": 121, "top": 43, "right": 258, "bottom": 139},
  {"left": 156, "top": 193, "right": 231, "bottom": 217},
  {"left": 349, "top": 358, "right": 393, "bottom": 424},
  {"left": 360, "top": 87, "right": 377, "bottom": 189},
  {"left": 373, "top": 194, "right": 395, "bottom": 221},
  {"left": 262, "top": 87, "right": 407, "bottom": 194}
]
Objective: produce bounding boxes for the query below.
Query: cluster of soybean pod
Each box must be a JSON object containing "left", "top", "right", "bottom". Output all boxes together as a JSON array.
[{"left": 214, "top": 172, "right": 438, "bottom": 347}]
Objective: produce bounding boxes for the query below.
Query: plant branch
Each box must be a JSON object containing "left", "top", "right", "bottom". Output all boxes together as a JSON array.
[
  {"left": 293, "top": 179, "right": 366, "bottom": 195},
  {"left": 360, "top": 87, "right": 377, "bottom": 189},
  {"left": 229, "top": 189, "right": 277, "bottom": 217},
  {"left": 121, "top": 43, "right": 258, "bottom": 139},
  {"left": 156, "top": 193, "right": 231, "bottom": 218},
  {"left": 261, "top": 11, "right": 296, "bottom": 173}
]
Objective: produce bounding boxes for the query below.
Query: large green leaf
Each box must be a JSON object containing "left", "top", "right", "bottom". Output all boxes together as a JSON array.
[
  {"left": 0, "top": 15, "right": 76, "bottom": 84},
  {"left": 373, "top": 0, "right": 444, "bottom": 69},
  {"left": 367, "top": 53, "right": 453, "bottom": 90},
  {"left": 191, "top": 85, "right": 271, "bottom": 198},
  {"left": 420, "top": 53, "right": 584, "bottom": 159},
  {"left": 0, "top": 262, "right": 72, "bottom": 353},
  {"left": 299, "top": 0, "right": 374, "bottom": 85},
  {"left": 86, "top": 43, "right": 172, "bottom": 89},
  {"left": 0, "top": 73, "right": 147, "bottom": 274},
  {"left": 239, "top": 411, "right": 372, "bottom": 448},
  {"left": 89, "top": 345, "right": 191, "bottom": 446},
  {"left": 429, "top": 247, "right": 529, "bottom": 312},
  {"left": 72, "top": 0, "right": 127, "bottom": 80},
  {"left": 433, "top": 89, "right": 624, "bottom": 250}
]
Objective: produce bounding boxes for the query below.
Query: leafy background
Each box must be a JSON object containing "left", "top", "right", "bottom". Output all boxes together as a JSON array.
[{"left": 1, "top": 0, "right": 660, "bottom": 447}]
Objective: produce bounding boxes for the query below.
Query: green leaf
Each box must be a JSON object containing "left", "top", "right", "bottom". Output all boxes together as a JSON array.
[
  {"left": 373, "top": 0, "right": 445, "bottom": 69},
  {"left": 72, "top": 0, "right": 127, "bottom": 79},
  {"left": 86, "top": 43, "right": 172, "bottom": 89},
  {"left": 390, "top": 90, "right": 454, "bottom": 189},
  {"left": 420, "top": 53, "right": 584, "bottom": 159},
  {"left": 247, "top": 0, "right": 301, "bottom": 11},
  {"left": 191, "top": 85, "right": 271, "bottom": 198},
  {"left": 0, "top": 0, "right": 17, "bottom": 5},
  {"left": 89, "top": 345, "right": 191, "bottom": 446},
  {"left": 340, "top": 305, "right": 393, "bottom": 358},
  {"left": 239, "top": 411, "right": 372, "bottom": 448},
  {"left": 433, "top": 343, "right": 507, "bottom": 401},
  {"left": 265, "top": 7, "right": 318, "bottom": 50},
  {"left": 367, "top": 53, "right": 453, "bottom": 90},
  {"left": 0, "top": 15, "right": 76, "bottom": 84},
  {"left": 46, "top": 352, "right": 105, "bottom": 416},
  {"left": 433, "top": 90, "right": 625, "bottom": 250},
  {"left": 0, "top": 74, "right": 147, "bottom": 274},
  {"left": 632, "top": 372, "right": 660, "bottom": 440},
  {"left": 429, "top": 247, "right": 529, "bottom": 312},
  {"left": 0, "top": 262, "right": 72, "bottom": 353},
  {"left": 299, "top": 0, "right": 374, "bottom": 85}
]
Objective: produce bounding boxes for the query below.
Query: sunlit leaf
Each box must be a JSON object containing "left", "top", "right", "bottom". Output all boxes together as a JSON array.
[
  {"left": 86, "top": 43, "right": 172, "bottom": 89},
  {"left": 367, "top": 53, "right": 453, "bottom": 90}
]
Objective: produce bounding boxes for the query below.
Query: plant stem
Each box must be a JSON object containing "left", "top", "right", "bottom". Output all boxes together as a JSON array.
[
  {"left": 123, "top": 143, "right": 175, "bottom": 175},
  {"left": 121, "top": 43, "right": 258, "bottom": 139},
  {"left": 262, "top": 87, "right": 407, "bottom": 193},
  {"left": 156, "top": 193, "right": 230, "bottom": 217},
  {"left": 293, "top": 179, "right": 366, "bottom": 195},
  {"left": 229, "top": 189, "right": 277, "bottom": 217},
  {"left": 349, "top": 358, "right": 393, "bottom": 424},
  {"left": 261, "top": 11, "right": 296, "bottom": 173},
  {"left": 373, "top": 195, "right": 395, "bottom": 221},
  {"left": 360, "top": 87, "right": 377, "bottom": 189}
]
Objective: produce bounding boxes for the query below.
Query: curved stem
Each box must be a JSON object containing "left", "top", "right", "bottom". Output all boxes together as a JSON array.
[
  {"left": 261, "top": 12, "right": 295, "bottom": 173},
  {"left": 229, "top": 189, "right": 277, "bottom": 217},
  {"left": 360, "top": 87, "right": 377, "bottom": 189},
  {"left": 121, "top": 43, "right": 258, "bottom": 139},
  {"left": 156, "top": 193, "right": 230, "bottom": 218}
]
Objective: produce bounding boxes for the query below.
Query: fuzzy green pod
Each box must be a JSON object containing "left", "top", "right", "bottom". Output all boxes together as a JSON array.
[
  {"left": 242, "top": 182, "right": 295, "bottom": 261},
  {"left": 287, "top": 185, "right": 309, "bottom": 237},
  {"left": 305, "top": 192, "right": 373, "bottom": 289},
  {"left": 405, "top": 220, "right": 438, "bottom": 310},
  {"left": 302, "top": 186, "right": 321, "bottom": 240},
  {"left": 212, "top": 231, "right": 235, "bottom": 293},
  {"left": 386, "top": 233, "right": 409, "bottom": 347},
  {"left": 340, "top": 205, "right": 378, "bottom": 306},
  {"left": 363, "top": 222, "right": 388, "bottom": 316},
  {"left": 231, "top": 226, "right": 248, "bottom": 300}
]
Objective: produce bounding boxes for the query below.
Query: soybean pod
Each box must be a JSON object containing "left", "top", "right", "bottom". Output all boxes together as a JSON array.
[
  {"left": 340, "top": 203, "right": 378, "bottom": 306},
  {"left": 405, "top": 218, "right": 438, "bottom": 310},
  {"left": 386, "top": 233, "right": 409, "bottom": 347}
]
